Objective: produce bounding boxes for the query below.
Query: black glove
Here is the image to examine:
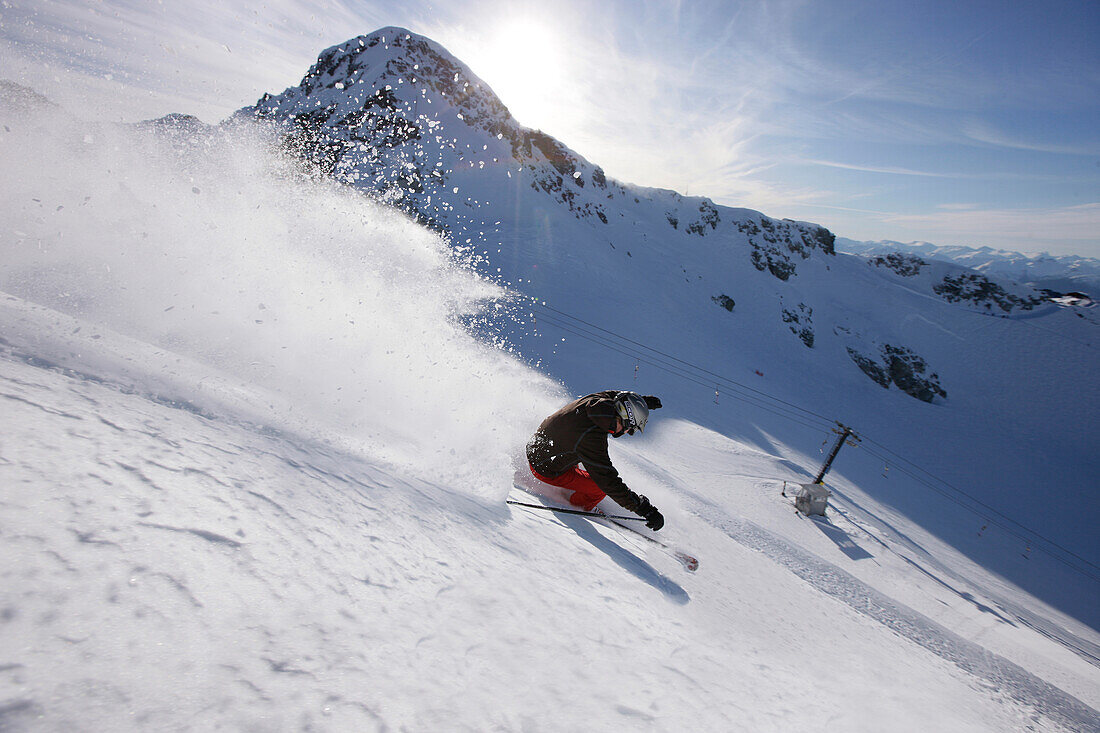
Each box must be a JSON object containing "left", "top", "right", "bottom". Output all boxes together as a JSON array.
[
  {"left": 635, "top": 494, "right": 665, "bottom": 531},
  {"left": 643, "top": 395, "right": 662, "bottom": 410}
]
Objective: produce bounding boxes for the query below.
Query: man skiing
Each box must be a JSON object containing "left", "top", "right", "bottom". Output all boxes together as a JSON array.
[{"left": 526, "top": 390, "right": 666, "bottom": 530}]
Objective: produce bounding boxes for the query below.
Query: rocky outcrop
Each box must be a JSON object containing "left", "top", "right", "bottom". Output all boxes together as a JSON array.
[
  {"left": 781, "top": 302, "right": 814, "bottom": 348},
  {"left": 933, "top": 272, "right": 1045, "bottom": 313},
  {"left": 869, "top": 252, "right": 927, "bottom": 277},
  {"left": 740, "top": 218, "right": 835, "bottom": 281},
  {"left": 233, "top": 25, "right": 844, "bottom": 298},
  {"left": 239, "top": 28, "right": 623, "bottom": 229},
  {"left": 685, "top": 201, "right": 721, "bottom": 235},
  {"left": 236, "top": 28, "right": 838, "bottom": 256},
  {"left": 860, "top": 247, "right": 1052, "bottom": 313},
  {"left": 712, "top": 294, "right": 736, "bottom": 312},
  {"left": 846, "top": 343, "right": 946, "bottom": 403}
]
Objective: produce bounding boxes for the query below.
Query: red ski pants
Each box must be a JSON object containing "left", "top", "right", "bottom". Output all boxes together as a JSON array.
[{"left": 529, "top": 463, "right": 606, "bottom": 511}]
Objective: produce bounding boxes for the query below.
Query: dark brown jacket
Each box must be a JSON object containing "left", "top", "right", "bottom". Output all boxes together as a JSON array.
[{"left": 525, "top": 391, "right": 643, "bottom": 513}]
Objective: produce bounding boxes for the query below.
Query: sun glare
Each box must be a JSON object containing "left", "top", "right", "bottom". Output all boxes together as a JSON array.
[{"left": 465, "top": 18, "right": 573, "bottom": 131}]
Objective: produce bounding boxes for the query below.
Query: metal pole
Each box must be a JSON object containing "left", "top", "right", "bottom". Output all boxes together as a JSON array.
[{"left": 814, "top": 423, "right": 858, "bottom": 484}]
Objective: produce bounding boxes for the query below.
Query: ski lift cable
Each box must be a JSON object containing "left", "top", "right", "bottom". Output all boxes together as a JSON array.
[
  {"left": 860, "top": 445, "right": 1100, "bottom": 584},
  {"left": 529, "top": 309, "right": 829, "bottom": 426},
  {"left": 535, "top": 315, "right": 717, "bottom": 392},
  {"left": 530, "top": 310, "right": 722, "bottom": 384},
  {"left": 532, "top": 317, "right": 833, "bottom": 435},
  {"left": 858, "top": 438, "right": 1100, "bottom": 574},
  {"left": 857, "top": 442, "right": 1100, "bottom": 582},
  {"left": 532, "top": 299, "right": 837, "bottom": 423},
  {"left": 526, "top": 300, "right": 837, "bottom": 426},
  {"left": 529, "top": 311, "right": 835, "bottom": 433}
]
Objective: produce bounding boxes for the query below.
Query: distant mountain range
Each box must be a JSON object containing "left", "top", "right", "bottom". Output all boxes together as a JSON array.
[{"left": 837, "top": 238, "right": 1100, "bottom": 298}]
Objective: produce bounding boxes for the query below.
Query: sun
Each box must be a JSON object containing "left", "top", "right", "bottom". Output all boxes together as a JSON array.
[{"left": 464, "top": 17, "right": 573, "bottom": 130}]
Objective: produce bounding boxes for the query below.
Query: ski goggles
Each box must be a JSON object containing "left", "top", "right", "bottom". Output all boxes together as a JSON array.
[{"left": 615, "top": 399, "right": 644, "bottom": 434}]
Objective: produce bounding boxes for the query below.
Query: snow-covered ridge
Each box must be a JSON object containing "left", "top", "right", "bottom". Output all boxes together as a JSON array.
[{"left": 235, "top": 27, "right": 835, "bottom": 276}]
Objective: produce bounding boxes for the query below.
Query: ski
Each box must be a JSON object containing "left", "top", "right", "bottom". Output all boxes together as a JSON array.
[
  {"left": 505, "top": 499, "right": 646, "bottom": 522},
  {"left": 594, "top": 509, "right": 700, "bottom": 572},
  {"left": 508, "top": 486, "right": 699, "bottom": 572}
]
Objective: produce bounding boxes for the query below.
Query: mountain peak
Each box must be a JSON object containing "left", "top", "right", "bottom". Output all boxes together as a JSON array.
[
  {"left": 285, "top": 26, "right": 510, "bottom": 123},
  {"left": 238, "top": 27, "right": 840, "bottom": 281},
  {"left": 240, "top": 27, "right": 622, "bottom": 228}
]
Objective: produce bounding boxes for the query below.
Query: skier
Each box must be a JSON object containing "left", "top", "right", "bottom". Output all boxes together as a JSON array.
[{"left": 526, "top": 391, "right": 666, "bottom": 530}]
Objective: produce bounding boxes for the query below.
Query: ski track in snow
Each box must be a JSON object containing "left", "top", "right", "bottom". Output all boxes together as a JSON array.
[
  {"left": 823, "top": 495, "right": 1100, "bottom": 670},
  {"left": 683, "top": 491, "right": 1100, "bottom": 732}
]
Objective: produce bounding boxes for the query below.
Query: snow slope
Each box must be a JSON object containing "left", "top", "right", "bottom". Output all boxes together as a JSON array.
[
  {"left": 2, "top": 296, "right": 1098, "bottom": 731},
  {"left": 1, "top": 84, "right": 1099, "bottom": 731}
]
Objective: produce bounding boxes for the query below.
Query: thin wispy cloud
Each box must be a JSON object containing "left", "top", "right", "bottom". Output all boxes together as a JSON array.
[
  {"left": 796, "top": 158, "right": 1091, "bottom": 184},
  {"left": 800, "top": 159, "right": 978, "bottom": 180},
  {"left": 962, "top": 119, "right": 1100, "bottom": 157}
]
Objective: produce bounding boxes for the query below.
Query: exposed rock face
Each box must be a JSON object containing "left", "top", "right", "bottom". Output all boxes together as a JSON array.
[
  {"left": 712, "top": 294, "right": 736, "bottom": 312},
  {"left": 232, "top": 28, "right": 925, "bottom": 392},
  {"left": 740, "top": 218, "right": 835, "bottom": 281},
  {"left": 686, "top": 201, "right": 721, "bottom": 235},
  {"left": 869, "top": 252, "right": 927, "bottom": 277},
  {"left": 840, "top": 237, "right": 1100, "bottom": 299},
  {"left": 781, "top": 302, "right": 814, "bottom": 348},
  {"left": 933, "top": 272, "right": 1046, "bottom": 313},
  {"left": 237, "top": 28, "right": 627, "bottom": 229},
  {"left": 863, "top": 249, "right": 1052, "bottom": 314},
  {"left": 846, "top": 344, "right": 946, "bottom": 403}
]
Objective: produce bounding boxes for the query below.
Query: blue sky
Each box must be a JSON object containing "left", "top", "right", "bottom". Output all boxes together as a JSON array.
[{"left": 2, "top": 0, "right": 1097, "bottom": 256}]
